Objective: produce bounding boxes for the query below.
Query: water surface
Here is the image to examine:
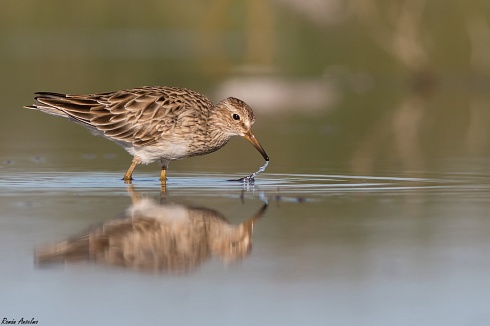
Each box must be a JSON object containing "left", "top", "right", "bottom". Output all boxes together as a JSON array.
[{"left": 2, "top": 164, "right": 490, "bottom": 325}]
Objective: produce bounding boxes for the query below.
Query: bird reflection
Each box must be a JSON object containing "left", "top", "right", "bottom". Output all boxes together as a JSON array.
[{"left": 36, "top": 188, "right": 267, "bottom": 274}]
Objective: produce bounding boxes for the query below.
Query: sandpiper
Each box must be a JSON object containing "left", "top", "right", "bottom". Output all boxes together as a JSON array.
[
  {"left": 25, "top": 86, "right": 269, "bottom": 184},
  {"left": 35, "top": 188, "right": 268, "bottom": 273}
]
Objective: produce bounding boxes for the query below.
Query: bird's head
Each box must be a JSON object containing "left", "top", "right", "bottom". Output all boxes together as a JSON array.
[{"left": 214, "top": 97, "right": 269, "bottom": 161}]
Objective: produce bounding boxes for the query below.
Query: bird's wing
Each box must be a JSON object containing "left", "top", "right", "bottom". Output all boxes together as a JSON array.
[{"left": 31, "top": 86, "right": 213, "bottom": 146}]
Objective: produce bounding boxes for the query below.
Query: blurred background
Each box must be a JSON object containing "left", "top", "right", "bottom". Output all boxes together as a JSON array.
[
  {"left": 4, "top": 2, "right": 490, "bottom": 325},
  {"left": 2, "top": 0, "right": 490, "bottom": 176}
]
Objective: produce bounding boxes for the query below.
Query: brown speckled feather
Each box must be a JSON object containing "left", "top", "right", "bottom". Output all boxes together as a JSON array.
[
  {"left": 25, "top": 85, "right": 269, "bottom": 181},
  {"left": 30, "top": 86, "right": 213, "bottom": 147},
  {"left": 35, "top": 196, "right": 266, "bottom": 274}
]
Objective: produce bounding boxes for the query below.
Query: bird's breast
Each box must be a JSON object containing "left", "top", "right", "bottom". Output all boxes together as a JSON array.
[
  {"left": 128, "top": 141, "right": 191, "bottom": 164},
  {"left": 126, "top": 132, "right": 230, "bottom": 164}
]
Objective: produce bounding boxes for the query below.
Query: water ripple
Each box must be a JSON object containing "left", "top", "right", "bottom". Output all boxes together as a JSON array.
[{"left": 1, "top": 171, "right": 489, "bottom": 199}]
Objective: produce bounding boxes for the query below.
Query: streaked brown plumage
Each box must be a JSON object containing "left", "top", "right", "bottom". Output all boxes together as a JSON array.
[
  {"left": 35, "top": 190, "right": 267, "bottom": 274},
  {"left": 24, "top": 86, "right": 269, "bottom": 183}
]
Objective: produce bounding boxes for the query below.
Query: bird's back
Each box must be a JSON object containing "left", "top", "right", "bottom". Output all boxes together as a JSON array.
[{"left": 25, "top": 86, "right": 215, "bottom": 147}]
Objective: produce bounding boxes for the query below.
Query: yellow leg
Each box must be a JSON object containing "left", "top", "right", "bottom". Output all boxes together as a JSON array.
[
  {"left": 159, "top": 159, "right": 169, "bottom": 182},
  {"left": 160, "top": 167, "right": 167, "bottom": 192},
  {"left": 123, "top": 157, "right": 140, "bottom": 181},
  {"left": 126, "top": 184, "right": 141, "bottom": 204},
  {"left": 160, "top": 161, "right": 168, "bottom": 191}
]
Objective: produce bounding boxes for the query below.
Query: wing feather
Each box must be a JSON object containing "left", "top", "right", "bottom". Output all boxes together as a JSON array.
[{"left": 28, "top": 86, "right": 214, "bottom": 147}]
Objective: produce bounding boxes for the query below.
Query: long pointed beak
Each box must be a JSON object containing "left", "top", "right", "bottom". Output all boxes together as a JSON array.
[
  {"left": 244, "top": 130, "right": 269, "bottom": 161},
  {"left": 242, "top": 203, "right": 268, "bottom": 233}
]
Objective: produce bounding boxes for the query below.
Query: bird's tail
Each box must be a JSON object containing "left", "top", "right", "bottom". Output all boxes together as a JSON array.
[
  {"left": 24, "top": 92, "right": 71, "bottom": 118},
  {"left": 35, "top": 236, "right": 90, "bottom": 264}
]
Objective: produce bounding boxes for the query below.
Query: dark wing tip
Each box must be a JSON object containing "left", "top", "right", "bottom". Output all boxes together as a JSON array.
[{"left": 33, "top": 92, "right": 68, "bottom": 101}]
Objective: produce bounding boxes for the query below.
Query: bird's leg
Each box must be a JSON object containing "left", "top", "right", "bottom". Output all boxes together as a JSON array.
[
  {"left": 123, "top": 157, "right": 141, "bottom": 182},
  {"left": 159, "top": 159, "right": 169, "bottom": 181},
  {"left": 159, "top": 159, "right": 169, "bottom": 190},
  {"left": 160, "top": 182, "right": 167, "bottom": 196},
  {"left": 126, "top": 184, "right": 141, "bottom": 204},
  {"left": 160, "top": 166, "right": 167, "bottom": 181},
  {"left": 159, "top": 185, "right": 168, "bottom": 202}
]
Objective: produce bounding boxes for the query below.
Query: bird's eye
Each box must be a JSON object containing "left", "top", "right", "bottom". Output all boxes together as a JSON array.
[{"left": 232, "top": 114, "right": 240, "bottom": 121}]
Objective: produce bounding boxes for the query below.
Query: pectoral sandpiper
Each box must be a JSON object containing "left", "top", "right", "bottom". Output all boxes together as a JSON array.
[
  {"left": 25, "top": 86, "right": 269, "bottom": 184},
  {"left": 35, "top": 188, "right": 267, "bottom": 273}
]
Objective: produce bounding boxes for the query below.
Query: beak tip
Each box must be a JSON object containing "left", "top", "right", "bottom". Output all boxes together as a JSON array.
[{"left": 244, "top": 131, "right": 269, "bottom": 162}]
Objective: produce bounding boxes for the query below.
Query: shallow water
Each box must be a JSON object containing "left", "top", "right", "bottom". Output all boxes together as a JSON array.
[
  {"left": 2, "top": 164, "right": 490, "bottom": 325},
  {"left": 4, "top": 2, "right": 490, "bottom": 323}
]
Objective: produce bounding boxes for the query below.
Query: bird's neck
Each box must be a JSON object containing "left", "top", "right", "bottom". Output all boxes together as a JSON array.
[{"left": 206, "top": 110, "right": 232, "bottom": 150}]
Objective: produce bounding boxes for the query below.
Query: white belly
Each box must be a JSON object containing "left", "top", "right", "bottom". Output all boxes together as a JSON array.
[{"left": 126, "top": 141, "right": 190, "bottom": 164}]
